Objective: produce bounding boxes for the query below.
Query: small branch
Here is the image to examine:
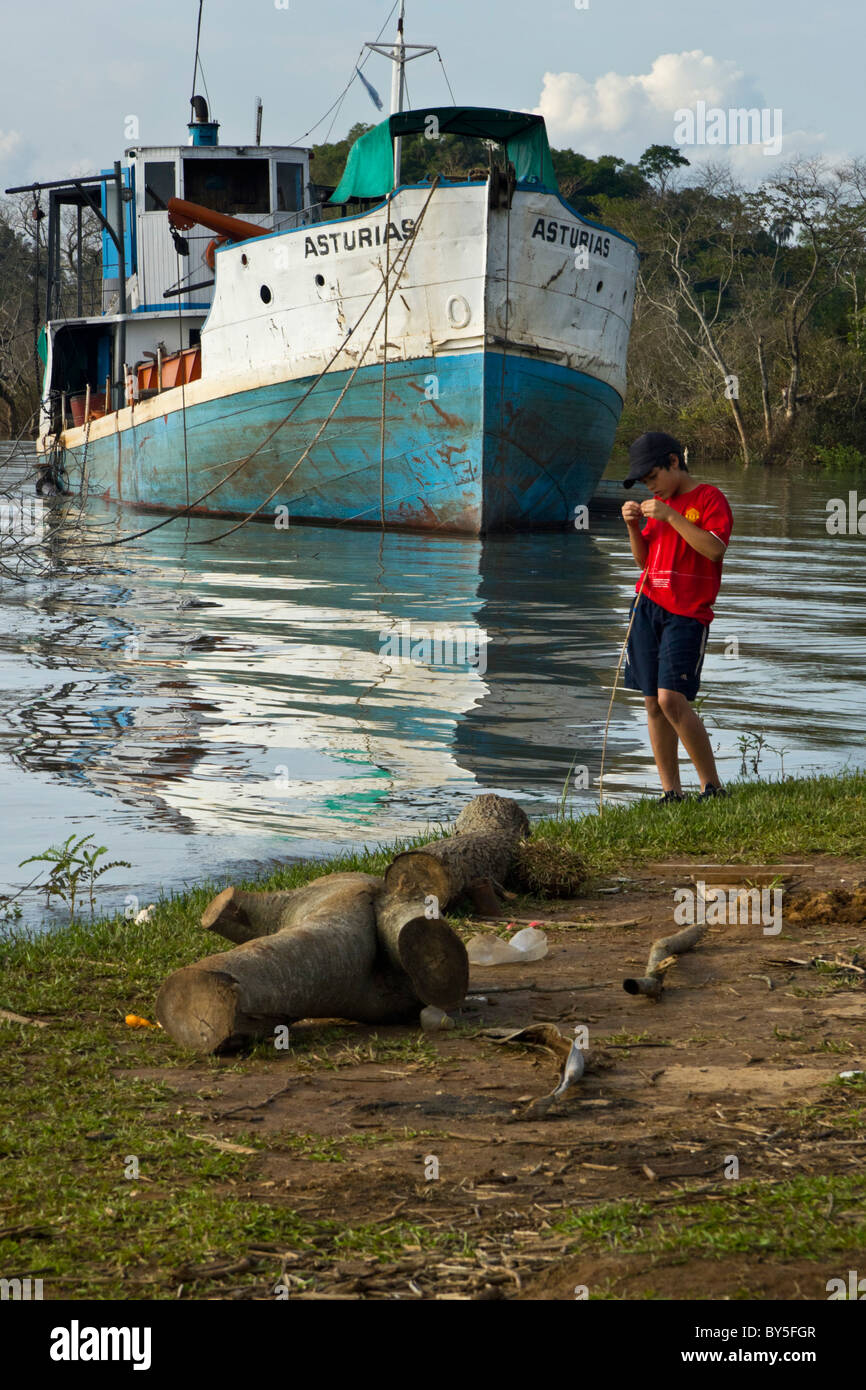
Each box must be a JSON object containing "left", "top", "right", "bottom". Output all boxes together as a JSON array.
[{"left": 622, "top": 923, "right": 707, "bottom": 1000}]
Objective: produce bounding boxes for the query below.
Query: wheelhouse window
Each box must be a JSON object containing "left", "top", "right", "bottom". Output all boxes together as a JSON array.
[
  {"left": 144, "top": 161, "right": 176, "bottom": 211},
  {"left": 276, "top": 162, "right": 303, "bottom": 213},
  {"left": 182, "top": 157, "right": 270, "bottom": 214}
]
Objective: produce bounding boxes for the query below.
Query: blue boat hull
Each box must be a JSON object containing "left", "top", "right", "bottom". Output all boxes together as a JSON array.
[{"left": 73, "top": 350, "right": 623, "bottom": 533}]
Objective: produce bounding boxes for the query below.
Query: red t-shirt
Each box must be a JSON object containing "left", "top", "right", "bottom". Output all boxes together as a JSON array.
[{"left": 636, "top": 482, "right": 733, "bottom": 624}]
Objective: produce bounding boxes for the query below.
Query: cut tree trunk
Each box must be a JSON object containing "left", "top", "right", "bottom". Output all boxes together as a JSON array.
[
  {"left": 384, "top": 792, "right": 529, "bottom": 908},
  {"left": 201, "top": 873, "right": 383, "bottom": 943},
  {"left": 157, "top": 876, "right": 421, "bottom": 1052},
  {"left": 384, "top": 832, "right": 523, "bottom": 908},
  {"left": 374, "top": 894, "right": 468, "bottom": 1008},
  {"left": 157, "top": 795, "right": 527, "bottom": 1053}
]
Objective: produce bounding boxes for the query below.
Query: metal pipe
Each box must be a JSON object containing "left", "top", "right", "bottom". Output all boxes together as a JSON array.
[
  {"left": 113, "top": 161, "right": 128, "bottom": 403},
  {"left": 167, "top": 196, "right": 265, "bottom": 242},
  {"left": 76, "top": 203, "right": 83, "bottom": 316},
  {"left": 6, "top": 173, "right": 121, "bottom": 194},
  {"left": 45, "top": 191, "right": 56, "bottom": 321}
]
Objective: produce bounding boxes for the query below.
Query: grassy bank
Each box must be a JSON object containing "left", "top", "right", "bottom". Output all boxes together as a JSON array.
[
  {"left": 543, "top": 768, "right": 866, "bottom": 871},
  {"left": 1, "top": 769, "right": 864, "bottom": 1299}
]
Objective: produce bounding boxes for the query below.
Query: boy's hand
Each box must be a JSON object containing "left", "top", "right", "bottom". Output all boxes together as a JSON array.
[
  {"left": 622, "top": 500, "right": 642, "bottom": 525},
  {"left": 641, "top": 497, "right": 671, "bottom": 520}
]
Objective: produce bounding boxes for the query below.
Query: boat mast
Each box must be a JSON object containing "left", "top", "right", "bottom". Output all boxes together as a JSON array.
[
  {"left": 391, "top": 1, "right": 407, "bottom": 186},
  {"left": 365, "top": 2, "right": 437, "bottom": 189}
]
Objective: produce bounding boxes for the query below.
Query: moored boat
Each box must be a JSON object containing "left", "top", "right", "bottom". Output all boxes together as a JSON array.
[{"left": 18, "top": 5, "right": 639, "bottom": 534}]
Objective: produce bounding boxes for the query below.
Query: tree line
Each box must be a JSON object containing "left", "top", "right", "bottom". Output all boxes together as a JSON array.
[{"left": 2, "top": 128, "right": 865, "bottom": 470}]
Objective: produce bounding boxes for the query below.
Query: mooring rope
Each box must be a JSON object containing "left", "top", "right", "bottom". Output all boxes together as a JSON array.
[
  {"left": 598, "top": 564, "right": 648, "bottom": 812},
  {"left": 186, "top": 177, "right": 441, "bottom": 546},
  {"left": 176, "top": 248, "right": 191, "bottom": 530},
  {"left": 74, "top": 178, "right": 438, "bottom": 550}
]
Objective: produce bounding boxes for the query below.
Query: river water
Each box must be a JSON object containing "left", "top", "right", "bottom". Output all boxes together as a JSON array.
[{"left": 1, "top": 456, "right": 863, "bottom": 927}]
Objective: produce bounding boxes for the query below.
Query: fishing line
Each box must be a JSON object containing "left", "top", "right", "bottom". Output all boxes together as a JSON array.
[
  {"left": 379, "top": 190, "right": 393, "bottom": 529},
  {"left": 598, "top": 564, "right": 648, "bottom": 812},
  {"left": 175, "top": 248, "right": 191, "bottom": 531}
]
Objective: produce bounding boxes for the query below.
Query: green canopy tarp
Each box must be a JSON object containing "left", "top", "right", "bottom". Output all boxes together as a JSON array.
[{"left": 329, "top": 107, "right": 558, "bottom": 204}]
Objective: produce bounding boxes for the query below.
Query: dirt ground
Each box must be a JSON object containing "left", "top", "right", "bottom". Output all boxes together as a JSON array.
[{"left": 127, "top": 857, "right": 866, "bottom": 1300}]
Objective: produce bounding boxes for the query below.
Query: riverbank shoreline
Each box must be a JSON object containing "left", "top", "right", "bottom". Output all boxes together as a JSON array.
[{"left": 2, "top": 770, "right": 864, "bottom": 1300}]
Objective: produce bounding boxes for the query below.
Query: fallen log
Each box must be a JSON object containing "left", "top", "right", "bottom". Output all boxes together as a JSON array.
[
  {"left": 622, "top": 923, "right": 706, "bottom": 1000},
  {"left": 201, "top": 873, "right": 383, "bottom": 943},
  {"left": 157, "top": 876, "right": 422, "bottom": 1052},
  {"left": 203, "top": 870, "right": 468, "bottom": 1008},
  {"left": 373, "top": 894, "right": 468, "bottom": 1008},
  {"left": 384, "top": 793, "right": 530, "bottom": 908},
  {"left": 157, "top": 795, "right": 530, "bottom": 1054}
]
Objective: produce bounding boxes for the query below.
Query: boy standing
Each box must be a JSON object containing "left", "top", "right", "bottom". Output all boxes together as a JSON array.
[{"left": 620, "top": 431, "right": 733, "bottom": 801}]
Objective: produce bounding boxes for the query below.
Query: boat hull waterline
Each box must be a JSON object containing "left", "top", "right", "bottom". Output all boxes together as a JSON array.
[{"left": 54, "top": 185, "right": 638, "bottom": 534}]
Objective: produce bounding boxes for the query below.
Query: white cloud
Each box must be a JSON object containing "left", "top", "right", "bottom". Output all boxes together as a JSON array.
[
  {"left": 0, "top": 129, "right": 23, "bottom": 160},
  {"left": 533, "top": 50, "right": 829, "bottom": 173}
]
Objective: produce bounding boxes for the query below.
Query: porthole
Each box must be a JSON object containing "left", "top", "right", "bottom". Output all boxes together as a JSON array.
[
  {"left": 241, "top": 253, "right": 248, "bottom": 266},
  {"left": 315, "top": 274, "right": 325, "bottom": 287},
  {"left": 260, "top": 284, "right": 272, "bottom": 304},
  {"left": 596, "top": 280, "right": 604, "bottom": 293}
]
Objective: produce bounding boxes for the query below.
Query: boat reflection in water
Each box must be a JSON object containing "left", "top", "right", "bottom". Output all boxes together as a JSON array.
[
  {"left": 5, "top": 454, "right": 866, "bottom": 925},
  {"left": 4, "top": 507, "right": 632, "bottom": 905}
]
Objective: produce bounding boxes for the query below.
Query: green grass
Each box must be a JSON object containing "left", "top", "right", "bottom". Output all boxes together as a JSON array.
[
  {"left": 535, "top": 769, "right": 866, "bottom": 872},
  {"left": 0, "top": 769, "right": 863, "bottom": 1299},
  {"left": 0, "top": 1005, "right": 466, "bottom": 1297},
  {"left": 550, "top": 1174, "right": 866, "bottom": 1265}
]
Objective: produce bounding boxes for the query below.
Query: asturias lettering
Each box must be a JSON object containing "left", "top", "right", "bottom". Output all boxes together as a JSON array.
[
  {"left": 305, "top": 218, "right": 415, "bottom": 258},
  {"left": 532, "top": 218, "right": 610, "bottom": 258}
]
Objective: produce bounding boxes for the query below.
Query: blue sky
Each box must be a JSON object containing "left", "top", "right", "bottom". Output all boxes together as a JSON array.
[{"left": 1, "top": 0, "right": 861, "bottom": 188}]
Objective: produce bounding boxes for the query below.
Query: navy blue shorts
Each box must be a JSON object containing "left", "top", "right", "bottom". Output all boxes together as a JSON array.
[{"left": 623, "top": 595, "right": 709, "bottom": 700}]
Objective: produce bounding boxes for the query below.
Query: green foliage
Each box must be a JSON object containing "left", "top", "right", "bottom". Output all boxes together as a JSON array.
[
  {"left": 20, "top": 834, "right": 131, "bottom": 925},
  {"left": 813, "top": 443, "right": 864, "bottom": 470},
  {"left": 532, "top": 770, "right": 866, "bottom": 872},
  {"left": 636, "top": 143, "right": 691, "bottom": 192}
]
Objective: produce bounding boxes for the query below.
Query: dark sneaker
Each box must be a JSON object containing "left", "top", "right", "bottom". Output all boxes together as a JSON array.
[
  {"left": 699, "top": 783, "right": 728, "bottom": 800},
  {"left": 657, "top": 790, "right": 685, "bottom": 804}
]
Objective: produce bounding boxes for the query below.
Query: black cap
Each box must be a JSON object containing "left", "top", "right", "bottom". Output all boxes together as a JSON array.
[{"left": 623, "top": 431, "right": 684, "bottom": 488}]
